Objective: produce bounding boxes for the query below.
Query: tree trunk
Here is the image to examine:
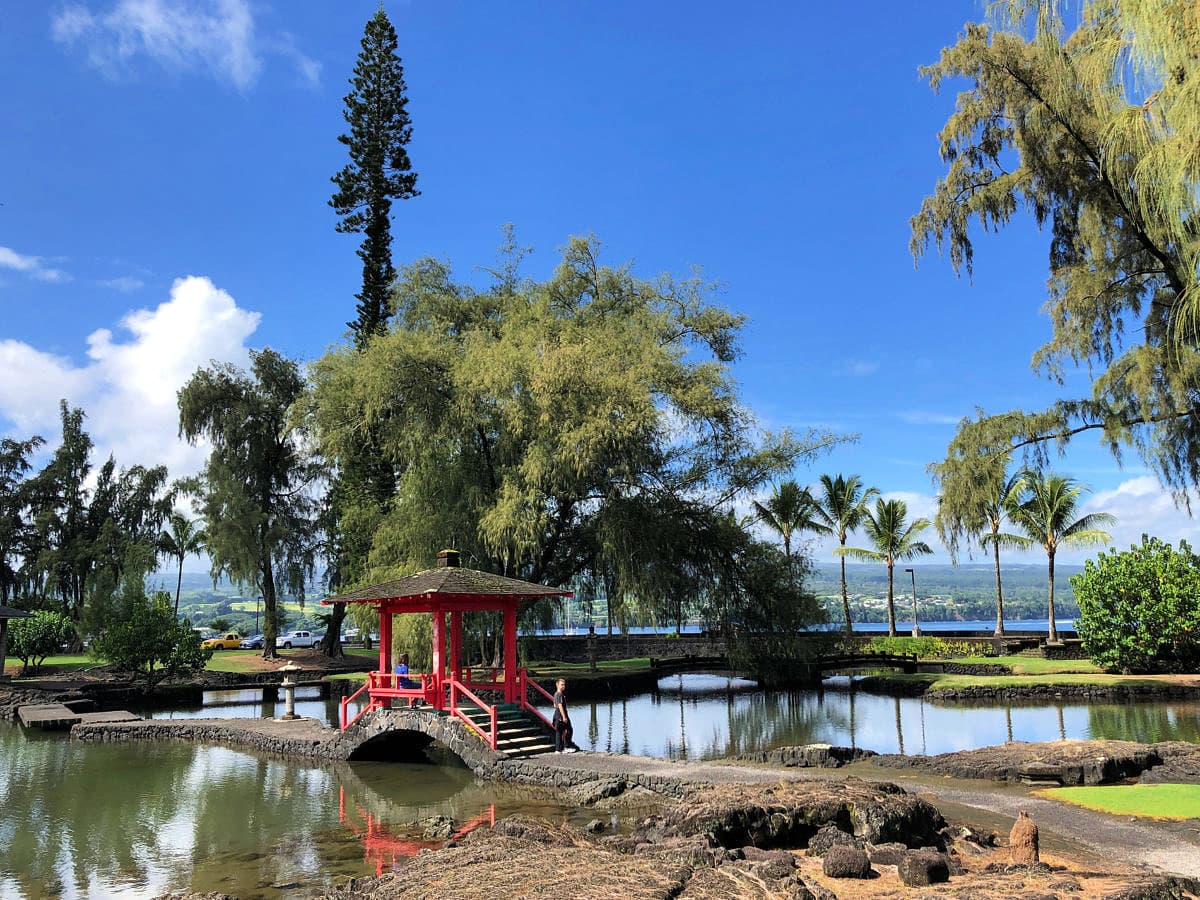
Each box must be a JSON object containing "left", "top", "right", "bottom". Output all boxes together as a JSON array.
[
  {"left": 0, "top": 618, "right": 9, "bottom": 679},
  {"left": 893, "top": 695, "right": 904, "bottom": 754},
  {"left": 322, "top": 603, "right": 347, "bottom": 658},
  {"left": 840, "top": 547, "right": 853, "bottom": 635},
  {"left": 174, "top": 556, "right": 184, "bottom": 617},
  {"left": 991, "top": 531, "right": 1005, "bottom": 636},
  {"left": 886, "top": 560, "right": 897, "bottom": 636},
  {"left": 261, "top": 559, "right": 278, "bottom": 659},
  {"left": 1047, "top": 550, "right": 1058, "bottom": 644}
]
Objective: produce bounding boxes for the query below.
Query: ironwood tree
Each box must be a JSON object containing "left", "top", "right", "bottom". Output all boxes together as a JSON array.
[
  {"left": 308, "top": 235, "right": 843, "bottom": 654},
  {"left": 914, "top": 1, "right": 1200, "bottom": 499},
  {"left": 178, "top": 349, "right": 320, "bottom": 658}
]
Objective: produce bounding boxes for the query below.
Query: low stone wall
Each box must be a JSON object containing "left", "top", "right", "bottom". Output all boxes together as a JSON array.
[
  {"left": 733, "top": 744, "right": 878, "bottom": 768},
  {"left": 488, "top": 757, "right": 689, "bottom": 797},
  {"left": 523, "top": 633, "right": 727, "bottom": 664},
  {"left": 71, "top": 717, "right": 338, "bottom": 760}
]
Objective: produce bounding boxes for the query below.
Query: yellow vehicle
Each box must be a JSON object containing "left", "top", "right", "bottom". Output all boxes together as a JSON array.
[{"left": 201, "top": 632, "right": 243, "bottom": 651}]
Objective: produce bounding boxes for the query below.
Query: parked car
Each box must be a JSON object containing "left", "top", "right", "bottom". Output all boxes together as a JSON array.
[
  {"left": 239, "top": 633, "right": 265, "bottom": 650},
  {"left": 275, "top": 630, "right": 320, "bottom": 649},
  {"left": 201, "top": 632, "right": 243, "bottom": 651}
]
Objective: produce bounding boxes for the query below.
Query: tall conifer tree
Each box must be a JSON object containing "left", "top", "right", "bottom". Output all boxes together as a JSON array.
[
  {"left": 324, "top": 6, "right": 417, "bottom": 654},
  {"left": 330, "top": 5, "right": 418, "bottom": 345}
]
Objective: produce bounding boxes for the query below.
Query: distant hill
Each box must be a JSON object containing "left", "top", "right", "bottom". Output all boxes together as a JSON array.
[
  {"left": 809, "top": 562, "right": 1080, "bottom": 623},
  {"left": 145, "top": 570, "right": 329, "bottom": 634}
]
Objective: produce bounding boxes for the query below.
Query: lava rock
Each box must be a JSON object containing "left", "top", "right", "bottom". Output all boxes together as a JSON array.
[
  {"left": 865, "top": 842, "right": 908, "bottom": 866},
  {"left": 821, "top": 845, "right": 872, "bottom": 879},
  {"left": 806, "top": 824, "right": 861, "bottom": 857},
  {"left": 898, "top": 850, "right": 950, "bottom": 886}
]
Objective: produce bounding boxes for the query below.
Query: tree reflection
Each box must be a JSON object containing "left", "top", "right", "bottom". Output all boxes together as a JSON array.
[{"left": 1086, "top": 702, "right": 1200, "bottom": 743}]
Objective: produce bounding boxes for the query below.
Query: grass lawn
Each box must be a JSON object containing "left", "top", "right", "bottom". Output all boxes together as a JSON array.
[
  {"left": 946, "top": 655, "right": 1102, "bottom": 675},
  {"left": 1037, "top": 784, "right": 1200, "bottom": 820},
  {"left": 872, "top": 671, "right": 1154, "bottom": 692},
  {"left": 4, "top": 654, "right": 100, "bottom": 676}
]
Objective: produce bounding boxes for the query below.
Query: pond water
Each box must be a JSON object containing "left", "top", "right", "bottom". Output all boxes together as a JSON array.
[
  {"left": 575, "top": 674, "right": 1200, "bottom": 758},
  {"left": 4, "top": 675, "right": 1200, "bottom": 898}
]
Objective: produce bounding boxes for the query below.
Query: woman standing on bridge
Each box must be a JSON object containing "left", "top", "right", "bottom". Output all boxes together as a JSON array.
[{"left": 553, "top": 678, "right": 578, "bottom": 753}]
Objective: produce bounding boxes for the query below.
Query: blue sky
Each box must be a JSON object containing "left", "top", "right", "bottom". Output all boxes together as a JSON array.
[{"left": 0, "top": 0, "right": 1188, "bottom": 567}]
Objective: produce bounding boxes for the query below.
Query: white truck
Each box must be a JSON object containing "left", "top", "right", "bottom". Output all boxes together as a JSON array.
[{"left": 275, "top": 629, "right": 320, "bottom": 649}]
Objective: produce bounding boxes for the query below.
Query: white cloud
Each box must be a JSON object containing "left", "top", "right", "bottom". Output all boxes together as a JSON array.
[
  {"left": 897, "top": 410, "right": 962, "bottom": 426},
  {"left": 1081, "top": 476, "right": 1200, "bottom": 555},
  {"left": 50, "top": 0, "right": 316, "bottom": 90},
  {"left": 0, "top": 246, "right": 71, "bottom": 284},
  {"left": 837, "top": 359, "right": 879, "bottom": 377},
  {"left": 0, "top": 275, "right": 260, "bottom": 475},
  {"left": 100, "top": 275, "right": 145, "bottom": 292}
]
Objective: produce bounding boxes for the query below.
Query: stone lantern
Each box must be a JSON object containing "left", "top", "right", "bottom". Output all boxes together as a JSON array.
[{"left": 277, "top": 661, "right": 301, "bottom": 721}]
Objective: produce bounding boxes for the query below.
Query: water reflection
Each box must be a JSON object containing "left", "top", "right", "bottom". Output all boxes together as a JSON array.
[
  {"left": 0, "top": 724, "right": 600, "bottom": 899},
  {"left": 569, "top": 674, "right": 1200, "bottom": 759}
]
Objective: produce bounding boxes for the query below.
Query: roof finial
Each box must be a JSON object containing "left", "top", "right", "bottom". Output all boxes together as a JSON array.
[{"left": 437, "top": 549, "right": 460, "bottom": 568}]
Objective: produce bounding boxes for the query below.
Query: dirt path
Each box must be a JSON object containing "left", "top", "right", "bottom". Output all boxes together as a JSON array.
[{"left": 855, "top": 765, "right": 1200, "bottom": 878}]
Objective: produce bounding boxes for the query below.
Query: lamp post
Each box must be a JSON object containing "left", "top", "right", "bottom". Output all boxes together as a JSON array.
[{"left": 904, "top": 567, "right": 920, "bottom": 637}]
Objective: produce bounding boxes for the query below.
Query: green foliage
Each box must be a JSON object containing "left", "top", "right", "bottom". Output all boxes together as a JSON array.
[
  {"left": 391, "top": 613, "right": 431, "bottom": 671},
  {"left": 18, "top": 403, "right": 173, "bottom": 631},
  {"left": 721, "top": 540, "right": 832, "bottom": 687},
  {"left": 1008, "top": 470, "right": 1114, "bottom": 641},
  {"left": 930, "top": 456, "right": 1031, "bottom": 633},
  {"left": 92, "top": 591, "right": 212, "bottom": 689},
  {"left": 309, "top": 234, "right": 845, "bottom": 640},
  {"left": 917, "top": 3, "right": 1200, "bottom": 497},
  {"left": 208, "top": 617, "right": 232, "bottom": 632},
  {"left": 1072, "top": 536, "right": 1200, "bottom": 673},
  {"left": 157, "top": 512, "right": 205, "bottom": 616},
  {"left": 863, "top": 635, "right": 979, "bottom": 660},
  {"left": 0, "top": 436, "right": 43, "bottom": 606},
  {"left": 178, "top": 349, "right": 320, "bottom": 658},
  {"left": 812, "top": 473, "right": 879, "bottom": 632},
  {"left": 8, "top": 610, "right": 75, "bottom": 672},
  {"left": 330, "top": 6, "right": 419, "bottom": 344},
  {"left": 752, "top": 480, "right": 829, "bottom": 564},
  {"left": 837, "top": 499, "right": 934, "bottom": 635}
]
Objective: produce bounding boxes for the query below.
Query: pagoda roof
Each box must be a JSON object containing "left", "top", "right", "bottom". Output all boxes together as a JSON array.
[
  {"left": 0, "top": 605, "right": 32, "bottom": 619},
  {"left": 322, "top": 565, "right": 571, "bottom": 606}
]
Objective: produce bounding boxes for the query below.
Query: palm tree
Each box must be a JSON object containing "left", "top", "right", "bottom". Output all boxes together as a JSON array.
[
  {"left": 977, "top": 469, "right": 1033, "bottom": 636},
  {"left": 752, "top": 480, "right": 830, "bottom": 566},
  {"left": 838, "top": 498, "right": 934, "bottom": 636},
  {"left": 1007, "top": 471, "right": 1114, "bottom": 643},
  {"left": 813, "top": 474, "right": 879, "bottom": 634},
  {"left": 158, "top": 513, "right": 207, "bottom": 616}
]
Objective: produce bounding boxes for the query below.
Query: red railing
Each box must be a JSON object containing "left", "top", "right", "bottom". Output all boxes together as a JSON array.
[
  {"left": 516, "top": 667, "right": 555, "bottom": 729},
  {"left": 448, "top": 677, "right": 498, "bottom": 750},
  {"left": 340, "top": 678, "right": 377, "bottom": 730}
]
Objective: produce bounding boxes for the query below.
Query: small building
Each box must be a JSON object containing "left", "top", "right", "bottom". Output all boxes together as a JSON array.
[{"left": 322, "top": 550, "right": 572, "bottom": 750}]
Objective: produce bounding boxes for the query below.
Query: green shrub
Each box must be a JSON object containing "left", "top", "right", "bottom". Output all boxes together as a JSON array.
[
  {"left": 1072, "top": 536, "right": 1200, "bottom": 673},
  {"left": 92, "top": 592, "right": 213, "bottom": 689},
  {"left": 8, "top": 610, "right": 76, "bottom": 672},
  {"left": 862, "top": 635, "right": 981, "bottom": 659}
]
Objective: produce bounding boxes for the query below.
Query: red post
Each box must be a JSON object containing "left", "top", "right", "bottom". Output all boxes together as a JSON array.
[
  {"left": 450, "top": 610, "right": 463, "bottom": 685},
  {"left": 378, "top": 603, "right": 392, "bottom": 676},
  {"left": 503, "top": 602, "right": 518, "bottom": 703},
  {"left": 431, "top": 608, "right": 446, "bottom": 711}
]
